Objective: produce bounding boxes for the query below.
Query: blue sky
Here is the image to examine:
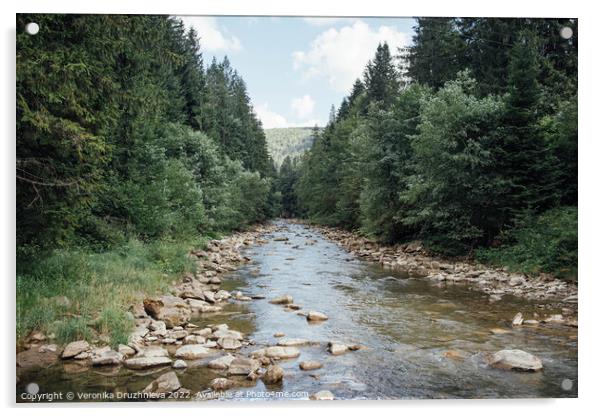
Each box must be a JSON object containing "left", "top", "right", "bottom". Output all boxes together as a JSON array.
[{"left": 178, "top": 16, "right": 416, "bottom": 128}]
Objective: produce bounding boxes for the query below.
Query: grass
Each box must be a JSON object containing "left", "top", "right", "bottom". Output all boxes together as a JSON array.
[{"left": 16, "top": 237, "right": 207, "bottom": 347}]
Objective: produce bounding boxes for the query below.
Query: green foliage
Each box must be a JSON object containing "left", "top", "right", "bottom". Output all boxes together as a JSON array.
[
  {"left": 293, "top": 20, "right": 577, "bottom": 277},
  {"left": 476, "top": 207, "right": 577, "bottom": 278},
  {"left": 17, "top": 14, "right": 275, "bottom": 250}
]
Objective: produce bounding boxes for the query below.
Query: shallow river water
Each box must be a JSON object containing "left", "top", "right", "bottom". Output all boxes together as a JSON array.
[{"left": 17, "top": 220, "right": 578, "bottom": 401}]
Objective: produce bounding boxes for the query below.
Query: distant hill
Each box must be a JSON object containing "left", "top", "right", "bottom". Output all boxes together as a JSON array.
[{"left": 264, "top": 127, "right": 319, "bottom": 168}]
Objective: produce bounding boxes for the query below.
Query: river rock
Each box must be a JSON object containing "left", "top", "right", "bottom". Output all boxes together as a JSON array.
[
  {"left": 184, "top": 335, "right": 206, "bottom": 344},
  {"left": 307, "top": 311, "right": 329, "bottom": 321},
  {"left": 174, "top": 345, "right": 212, "bottom": 360},
  {"left": 118, "top": 344, "right": 136, "bottom": 356},
  {"left": 143, "top": 371, "right": 181, "bottom": 394},
  {"left": 277, "top": 338, "right": 309, "bottom": 347},
  {"left": 488, "top": 349, "right": 543, "bottom": 371},
  {"left": 218, "top": 337, "right": 242, "bottom": 350},
  {"left": 299, "top": 361, "right": 323, "bottom": 371},
  {"left": 61, "top": 340, "right": 90, "bottom": 359},
  {"left": 124, "top": 356, "right": 172, "bottom": 369},
  {"left": 228, "top": 357, "right": 260, "bottom": 375},
  {"left": 92, "top": 350, "right": 124, "bottom": 366},
  {"left": 262, "top": 365, "right": 284, "bottom": 384},
  {"left": 328, "top": 343, "right": 348, "bottom": 355},
  {"left": 269, "top": 295, "right": 294, "bottom": 304},
  {"left": 143, "top": 295, "right": 191, "bottom": 328},
  {"left": 211, "top": 378, "right": 233, "bottom": 390},
  {"left": 193, "top": 328, "right": 213, "bottom": 337},
  {"left": 273, "top": 332, "right": 285, "bottom": 338},
  {"left": 251, "top": 346, "right": 301, "bottom": 359},
  {"left": 139, "top": 345, "right": 169, "bottom": 357},
  {"left": 211, "top": 329, "right": 243, "bottom": 341},
  {"left": 208, "top": 354, "right": 236, "bottom": 370},
  {"left": 172, "top": 359, "right": 187, "bottom": 369},
  {"left": 310, "top": 390, "right": 334, "bottom": 400},
  {"left": 512, "top": 312, "right": 524, "bottom": 326},
  {"left": 17, "top": 347, "right": 60, "bottom": 369}
]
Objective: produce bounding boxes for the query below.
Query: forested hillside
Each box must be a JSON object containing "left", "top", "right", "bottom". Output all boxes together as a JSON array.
[
  {"left": 291, "top": 18, "right": 578, "bottom": 278},
  {"left": 265, "top": 127, "right": 317, "bottom": 168},
  {"left": 16, "top": 14, "right": 278, "bottom": 341}
]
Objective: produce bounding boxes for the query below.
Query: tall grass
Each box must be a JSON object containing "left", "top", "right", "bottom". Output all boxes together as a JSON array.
[{"left": 16, "top": 237, "right": 206, "bottom": 347}]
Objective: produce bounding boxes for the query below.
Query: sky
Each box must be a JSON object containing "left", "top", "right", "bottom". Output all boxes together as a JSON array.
[{"left": 178, "top": 16, "right": 416, "bottom": 128}]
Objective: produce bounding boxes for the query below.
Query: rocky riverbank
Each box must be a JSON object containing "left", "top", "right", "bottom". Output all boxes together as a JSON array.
[{"left": 301, "top": 222, "right": 578, "bottom": 323}]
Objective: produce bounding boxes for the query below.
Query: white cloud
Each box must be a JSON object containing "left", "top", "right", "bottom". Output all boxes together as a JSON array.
[
  {"left": 255, "top": 103, "right": 289, "bottom": 129},
  {"left": 302, "top": 17, "right": 345, "bottom": 26},
  {"left": 178, "top": 16, "right": 242, "bottom": 53},
  {"left": 292, "top": 20, "right": 409, "bottom": 92},
  {"left": 291, "top": 95, "right": 316, "bottom": 119},
  {"left": 255, "top": 102, "right": 322, "bottom": 128}
]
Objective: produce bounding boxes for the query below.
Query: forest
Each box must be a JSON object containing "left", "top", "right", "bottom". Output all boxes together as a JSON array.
[
  {"left": 16, "top": 14, "right": 278, "bottom": 342},
  {"left": 16, "top": 16, "right": 577, "bottom": 344},
  {"left": 282, "top": 18, "right": 578, "bottom": 277}
]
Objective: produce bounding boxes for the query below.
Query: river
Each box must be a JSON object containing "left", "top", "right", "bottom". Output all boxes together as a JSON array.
[{"left": 16, "top": 220, "right": 578, "bottom": 401}]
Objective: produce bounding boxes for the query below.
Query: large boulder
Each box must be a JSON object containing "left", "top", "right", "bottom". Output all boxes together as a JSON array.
[
  {"left": 61, "top": 340, "right": 90, "bottom": 359},
  {"left": 143, "top": 295, "right": 191, "bottom": 328},
  {"left": 143, "top": 371, "right": 181, "bottom": 394},
  {"left": 488, "top": 349, "right": 543, "bottom": 371}
]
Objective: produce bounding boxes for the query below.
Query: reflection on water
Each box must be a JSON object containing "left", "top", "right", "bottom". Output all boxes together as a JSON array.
[{"left": 16, "top": 220, "right": 577, "bottom": 401}]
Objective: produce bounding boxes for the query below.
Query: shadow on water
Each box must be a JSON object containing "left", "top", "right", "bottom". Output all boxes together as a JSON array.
[{"left": 16, "top": 219, "right": 577, "bottom": 401}]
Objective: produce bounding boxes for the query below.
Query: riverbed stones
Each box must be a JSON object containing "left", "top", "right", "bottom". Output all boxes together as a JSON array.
[
  {"left": 310, "top": 390, "right": 334, "bottom": 400},
  {"left": 490, "top": 327, "right": 511, "bottom": 335},
  {"left": 299, "top": 361, "right": 323, "bottom": 371},
  {"left": 118, "top": 344, "right": 136, "bottom": 356},
  {"left": 218, "top": 337, "right": 242, "bottom": 350},
  {"left": 139, "top": 345, "right": 169, "bottom": 357},
  {"left": 273, "top": 332, "right": 285, "bottom": 338},
  {"left": 307, "top": 311, "right": 329, "bottom": 321},
  {"left": 262, "top": 365, "right": 284, "bottom": 384},
  {"left": 269, "top": 295, "right": 294, "bottom": 305},
  {"left": 488, "top": 349, "right": 543, "bottom": 371},
  {"left": 92, "top": 350, "right": 124, "bottom": 366},
  {"left": 211, "top": 328, "right": 243, "bottom": 341},
  {"left": 143, "top": 295, "right": 191, "bottom": 328},
  {"left": 172, "top": 359, "right": 187, "bottom": 369},
  {"left": 61, "top": 340, "right": 90, "bottom": 359},
  {"left": 328, "top": 342, "right": 348, "bottom": 355},
  {"left": 174, "top": 345, "right": 212, "bottom": 360},
  {"left": 251, "top": 346, "right": 301, "bottom": 360},
  {"left": 228, "top": 357, "right": 260, "bottom": 375},
  {"left": 124, "top": 356, "right": 172, "bottom": 369},
  {"left": 211, "top": 378, "right": 233, "bottom": 390},
  {"left": 143, "top": 371, "right": 181, "bottom": 394},
  {"left": 208, "top": 354, "right": 236, "bottom": 370}
]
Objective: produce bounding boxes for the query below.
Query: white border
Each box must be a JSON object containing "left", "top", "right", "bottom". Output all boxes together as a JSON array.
[{"left": 2, "top": 0, "right": 599, "bottom": 415}]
